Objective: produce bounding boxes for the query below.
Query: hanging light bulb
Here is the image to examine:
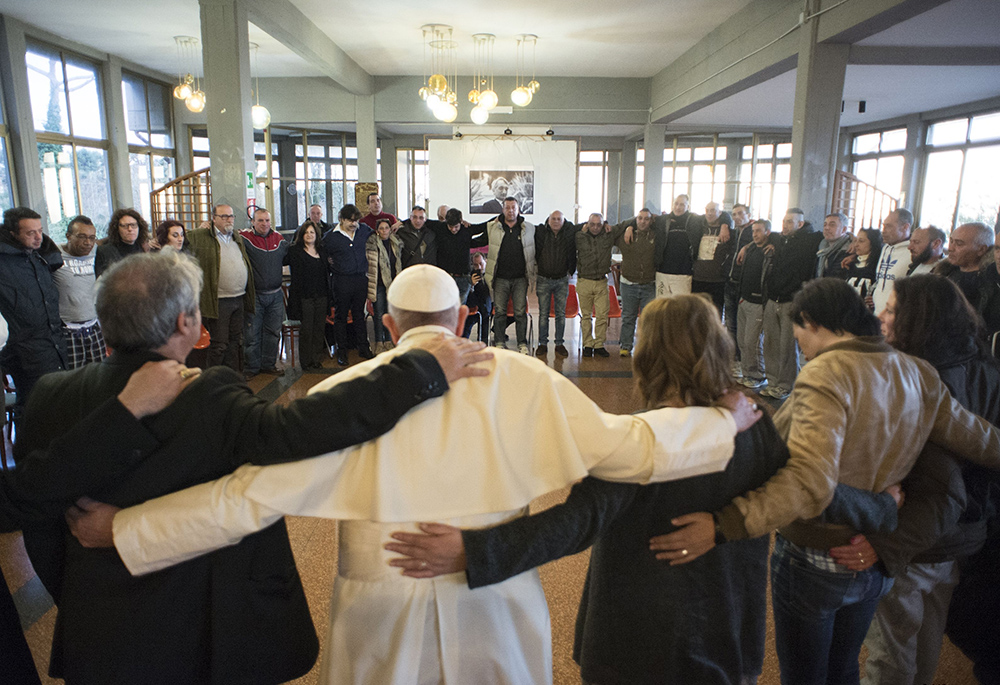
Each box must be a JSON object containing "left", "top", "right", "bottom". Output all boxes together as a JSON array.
[
  {"left": 418, "top": 86, "right": 430, "bottom": 100},
  {"left": 186, "top": 90, "right": 206, "bottom": 113},
  {"left": 251, "top": 104, "right": 271, "bottom": 129},
  {"left": 426, "top": 92, "right": 442, "bottom": 110},
  {"left": 479, "top": 89, "right": 498, "bottom": 110},
  {"left": 511, "top": 86, "right": 532, "bottom": 107},
  {"left": 470, "top": 105, "right": 489, "bottom": 125},
  {"left": 174, "top": 79, "right": 193, "bottom": 101},
  {"left": 436, "top": 102, "right": 458, "bottom": 123},
  {"left": 428, "top": 73, "right": 448, "bottom": 94},
  {"left": 528, "top": 79, "right": 540, "bottom": 94}
]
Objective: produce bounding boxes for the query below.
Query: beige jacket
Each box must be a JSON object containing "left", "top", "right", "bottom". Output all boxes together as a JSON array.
[{"left": 717, "top": 337, "right": 1000, "bottom": 548}]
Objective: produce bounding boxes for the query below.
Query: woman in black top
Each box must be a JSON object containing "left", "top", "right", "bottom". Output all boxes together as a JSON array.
[
  {"left": 286, "top": 222, "right": 330, "bottom": 371},
  {"left": 845, "top": 228, "right": 883, "bottom": 305},
  {"left": 95, "top": 208, "right": 149, "bottom": 276}
]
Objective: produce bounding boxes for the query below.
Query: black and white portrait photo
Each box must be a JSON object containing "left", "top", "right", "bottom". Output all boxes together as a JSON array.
[{"left": 469, "top": 170, "right": 534, "bottom": 215}]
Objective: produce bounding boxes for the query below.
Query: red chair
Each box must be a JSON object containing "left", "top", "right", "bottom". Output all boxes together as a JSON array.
[
  {"left": 194, "top": 325, "right": 211, "bottom": 350},
  {"left": 607, "top": 284, "right": 623, "bottom": 319},
  {"left": 552, "top": 285, "right": 583, "bottom": 351}
]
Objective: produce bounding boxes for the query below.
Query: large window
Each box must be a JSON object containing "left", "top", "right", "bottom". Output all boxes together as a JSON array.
[
  {"left": 577, "top": 150, "right": 609, "bottom": 221},
  {"left": 920, "top": 111, "right": 1000, "bottom": 230},
  {"left": 737, "top": 140, "right": 792, "bottom": 226},
  {"left": 636, "top": 135, "right": 791, "bottom": 225},
  {"left": 28, "top": 43, "right": 112, "bottom": 241},
  {"left": 397, "top": 149, "right": 429, "bottom": 217},
  {"left": 293, "top": 133, "right": 381, "bottom": 222},
  {"left": 122, "top": 71, "right": 176, "bottom": 220}
]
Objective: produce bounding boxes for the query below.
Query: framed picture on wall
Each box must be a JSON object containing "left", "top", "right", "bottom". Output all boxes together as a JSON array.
[{"left": 469, "top": 170, "right": 534, "bottom": 215}]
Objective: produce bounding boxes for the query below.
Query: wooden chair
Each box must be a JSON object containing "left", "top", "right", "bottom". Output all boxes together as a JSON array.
[{"left": 280, "top": 284, "right": 301, "bottom": 366}]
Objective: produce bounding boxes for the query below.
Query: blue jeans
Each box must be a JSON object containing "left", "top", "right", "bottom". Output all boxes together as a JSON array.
[
  {"left": 619, "top": 281, "right": 655, "bottom": 351},
  {"left": 771, "top": 535, "right": 893, "bottom": 685},
  {"left": 245, "top": 289, "right": 285, "bottom": 372},
  {"left": 373, "top": 283, "right": 390, "bottom": 343},
  {"left": 491, "top": 276, "right": 528, "bottom": 345},
  {"left": 536, "top": 275, "right": 569, "bottom": 345}
]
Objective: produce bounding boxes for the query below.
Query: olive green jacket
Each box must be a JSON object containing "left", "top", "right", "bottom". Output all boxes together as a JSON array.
[{"left": 186, "top": 227, "right": 256, "bottom": 319}]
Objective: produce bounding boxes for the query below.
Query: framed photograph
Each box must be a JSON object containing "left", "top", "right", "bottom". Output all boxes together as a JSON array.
[{"left": 469, "top": 170, "right": 534, "bottom": 215}]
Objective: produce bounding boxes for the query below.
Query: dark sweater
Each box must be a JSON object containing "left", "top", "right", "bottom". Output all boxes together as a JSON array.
[
  {"left": 426, "top": 222, "right": 487, "bottom": 275},
  {"left": 495, "top": 219, "right": 528, "bottom": 280},
  {"left": 322, "top": 225, "right": 372, "bottom": 276},
  {"left": 464, "top": 414, "right": 789, "bottom": 685},
  {"left": 765, "top": 222, "right": 822, "bottom": 302},
  {"left": 534, "top": 220, "right": 578, "bottom": 279}
]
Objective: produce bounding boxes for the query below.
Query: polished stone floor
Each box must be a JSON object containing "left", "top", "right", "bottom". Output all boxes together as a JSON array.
[{"left": 1, "top": 312, "right": 978, "bottom": 684}]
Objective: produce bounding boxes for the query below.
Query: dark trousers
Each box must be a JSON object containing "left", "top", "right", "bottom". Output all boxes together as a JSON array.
[
  {"left": 693, "top": 280, "right": 726, "bottom": 313},
  {"left": 298, "top": 297, "right": 328, "bottom": 367},
  {"left": 724, "top": 280, "right": 740, "bottom": 360},
  {"left": 204, "top": 296, "right": 245, "bottom": 371},
  {"left": 333, "top": 273, "right": 369, "bottom": 350},
  {"left": 0, "top": 564, "right": 41, "bottom": 685},
  {"left": 373, "top": 283, "right": 390, "bottom": 343}
]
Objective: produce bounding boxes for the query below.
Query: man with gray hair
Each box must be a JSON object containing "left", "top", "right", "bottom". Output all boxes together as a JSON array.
[
  {"left": 187, "top": 203, "right": 255, "bottom": 372},
  {"left": 816, "top": 212, "right": 853, "bottom": 279},
  {"left": 934, "top": 221, "right": 996, "bottom": 309},
  {"left": 4, "top": 251, "right": 490, "bottom": 684},
  {"left": 68, "top": 264, "right": 761, "bottom": 685}
]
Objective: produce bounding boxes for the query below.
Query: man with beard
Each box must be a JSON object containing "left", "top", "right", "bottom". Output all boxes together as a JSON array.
[{"left": 907, "top": 226, "right": 946, "bottom": 275}]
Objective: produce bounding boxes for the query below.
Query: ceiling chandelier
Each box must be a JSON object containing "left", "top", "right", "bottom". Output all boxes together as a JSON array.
[
  {"left": 468, "top": 34, "right": 496, "bottom": 125},
  {"left": 418, "top": 25, "right": 458, "bottom": 123},
  {"left": 173, "top": 36, "right": 205, "bottom": 113},
  {"left": 511, "top": 34, "right": 539, "bottom": 107}
]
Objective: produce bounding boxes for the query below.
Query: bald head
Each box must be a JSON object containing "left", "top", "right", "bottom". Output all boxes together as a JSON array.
[{"left": 548, "top": 210, "right": 565, "bottom": 233}]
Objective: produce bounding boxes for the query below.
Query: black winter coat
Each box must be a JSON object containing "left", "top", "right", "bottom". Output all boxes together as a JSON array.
[
  {"left": 0, "top": 231, "right": 67, "bottom": 376},
  {"left": 3, "top": 348, "right": 447, "bottom": 684}
]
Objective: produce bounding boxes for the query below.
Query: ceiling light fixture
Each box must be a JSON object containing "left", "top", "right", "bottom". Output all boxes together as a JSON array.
[
  {"left": 511, "top": 35, "right": 538, "bottom": 107},
  {"left": 419, "top": 25, "right": 459, "bottom": 123},
  {"left": 173, "top": 36, "right": 195, "bottom": 101},
  {"left": 469, "top": 33, "right": 496, "bottom": 125},
  {"left": 249, "top": 43, "right": 271, "bottom": 129},
  {"left": 174, "top": 36, "right": 206, "bottom": 112}
]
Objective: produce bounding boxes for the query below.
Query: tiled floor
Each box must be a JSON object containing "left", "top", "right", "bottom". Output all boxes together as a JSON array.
[{"left": 1, "top": 313, "right": 978, "bottom": 684}]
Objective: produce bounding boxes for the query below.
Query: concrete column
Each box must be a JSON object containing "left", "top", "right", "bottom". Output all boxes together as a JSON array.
[
  {"left": 199, "top": 0, "right": 255, "bottom": 212},
  {"left": 102, "top": 56, "right": 132, "bottom": 209},
  {"left": 642, "top": 124, "right": 665, "bottom": 214},
  {"left": 724, "top": 143, "right": 742, "bottom": 208},
  {"left": 899, "top": 119, "right": 924, "bottom": 213},
  {"left": 355, "top": 94, "right": 377, "bottom": 182},
  {"left": 619, "top": 141, "right": 638, "bottom": 220},
  {"left": 379, "top": 136, "right": 397, "bottom": 216},
  {"left": 0, "top": 17, "right": 43, "bottom": 216},
  {"left": 789, "top": 14, "right": 849, "bottom": 224},
  {"left": 606, "top": 149, "right": 622, "bottom": 224}
]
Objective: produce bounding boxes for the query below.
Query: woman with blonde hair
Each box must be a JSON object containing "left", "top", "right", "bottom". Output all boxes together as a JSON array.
[{"left": 386, "top": 295, "right": 789, "bottom": 684}]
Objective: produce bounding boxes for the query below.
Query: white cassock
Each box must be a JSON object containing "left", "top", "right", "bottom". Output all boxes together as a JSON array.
[{"left": 113, "top": 325, "right": 739, "bottom": 685}]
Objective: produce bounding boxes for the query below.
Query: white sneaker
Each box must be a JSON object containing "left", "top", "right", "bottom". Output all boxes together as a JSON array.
[
  {"left": 731, "top": 362, "right": 743, "bottom": 379},
  {"left": 518, "top": 344, "right": 530, "bottom": 355}
]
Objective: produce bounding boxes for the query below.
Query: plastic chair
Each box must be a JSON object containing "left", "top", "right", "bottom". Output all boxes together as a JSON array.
[{"left": 195, "top": 325, "right": 211, "bottom": 350}]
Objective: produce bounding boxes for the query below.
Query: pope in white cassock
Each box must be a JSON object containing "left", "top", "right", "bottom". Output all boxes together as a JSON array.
[{"left": 102, "top": 265, "right": 758, "bottom": 685}]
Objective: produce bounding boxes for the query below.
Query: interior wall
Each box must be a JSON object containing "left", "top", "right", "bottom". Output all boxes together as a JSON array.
[{"left": 428, "top": 138, "right": 578, "bottom": 223}]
